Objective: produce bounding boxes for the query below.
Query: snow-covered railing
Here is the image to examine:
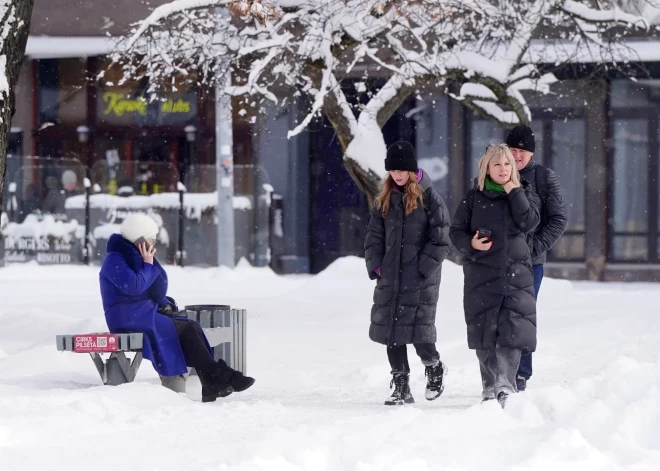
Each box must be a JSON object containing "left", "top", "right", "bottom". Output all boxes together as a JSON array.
[
  {"left": 2, "top": 190, "right": 271, "bottom": 267},
  {"left": 65, "top": 192, "right": 252, "bottom": 220},
  {"left": 3, "top": 160, "right": 276, "bottom": 267}
]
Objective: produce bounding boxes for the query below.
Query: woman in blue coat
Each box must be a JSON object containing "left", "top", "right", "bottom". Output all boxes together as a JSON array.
[{"left": 99, "top": 213, "right": 254, "bottom": 402}]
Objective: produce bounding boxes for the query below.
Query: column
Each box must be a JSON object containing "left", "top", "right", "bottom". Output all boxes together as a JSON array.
[{"left": 584, "top": 79, "right": 608, "bottom": 280}]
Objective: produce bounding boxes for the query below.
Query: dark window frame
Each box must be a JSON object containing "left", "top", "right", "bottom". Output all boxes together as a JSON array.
[{"left": 607, "top": 108, "right": 659, "bottom": 263}]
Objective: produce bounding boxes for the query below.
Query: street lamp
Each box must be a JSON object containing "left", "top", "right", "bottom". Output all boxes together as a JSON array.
[
  {"left": 182, "top": 125, "right": 197, "bottom": 186},
  {"left": 76, "top": 125, "right": 90, "bottom": 143},
  {"left": 184, "top": 125, "right": 197, "bottom": 143}
]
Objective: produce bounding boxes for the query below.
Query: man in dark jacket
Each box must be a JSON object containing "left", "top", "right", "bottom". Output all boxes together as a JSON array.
[{"left": 506, "top": 124, "right": 568, "bottom": 391}]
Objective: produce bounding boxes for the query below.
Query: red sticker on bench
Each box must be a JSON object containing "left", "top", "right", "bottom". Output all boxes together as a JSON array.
[{"left": 73, "top": 334, "right": 119, "bottom": 352}]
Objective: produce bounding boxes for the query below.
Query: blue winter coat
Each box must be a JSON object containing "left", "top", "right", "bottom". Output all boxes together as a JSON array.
[{"left": 99, "top": 233, "right": 211, "bottom": 376}]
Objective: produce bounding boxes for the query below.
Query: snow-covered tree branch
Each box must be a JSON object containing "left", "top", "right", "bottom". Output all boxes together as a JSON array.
[
  {"left": 0, "top": 0, "right": 35, "bottom": 214},
  {"left": 115, "top": 0, "right": 650, "bottom": 198}
]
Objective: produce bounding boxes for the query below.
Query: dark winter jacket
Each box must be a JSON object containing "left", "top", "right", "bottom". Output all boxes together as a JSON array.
[
  {"left": 519, "top": 162, "right": 567, "bottom": 265},
  {"left": 99, "top": 234, "right": 212, "bottom": 376},
  {"left": 449, "top": 180, "right": 540, "bottom": 353},
  {"left": 364, "top": 170, "right": 452, "bottom": 346}
]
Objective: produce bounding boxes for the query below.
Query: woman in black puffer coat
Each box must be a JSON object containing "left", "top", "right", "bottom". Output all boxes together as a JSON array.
[
  {"left": 449, "top": 144, "right": 540, "bottom": 408},
  {"left": 364, "top": 141, "right": 452, "bottom": 406}
]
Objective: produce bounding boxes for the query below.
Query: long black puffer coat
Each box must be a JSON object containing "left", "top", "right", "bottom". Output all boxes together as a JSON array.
[
  {"left": 364, "top": 171, "right": 452, "bottom": 346},
  {"left": 449, "top": 180, "right": 540, "bottom": 353}
]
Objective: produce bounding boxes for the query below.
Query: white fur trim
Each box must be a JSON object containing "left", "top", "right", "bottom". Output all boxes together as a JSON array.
[{"left": 120, "top": 213, "right": 159, "bottom": 243}]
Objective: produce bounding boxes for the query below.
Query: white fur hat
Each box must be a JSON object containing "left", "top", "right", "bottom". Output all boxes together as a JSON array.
[{"left": 120, "top": 213, "right": 159, "bottom": 244}]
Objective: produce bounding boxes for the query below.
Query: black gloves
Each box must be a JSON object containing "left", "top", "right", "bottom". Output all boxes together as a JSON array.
[
  {"left": 157, "top": 304, "right": 173, "bottom": 317},
  {"left": 165, "top": 296, "right": 178, "bottom": 311},
  {"left": 157, "top": 296, "right": 187, "bottom": 318}
]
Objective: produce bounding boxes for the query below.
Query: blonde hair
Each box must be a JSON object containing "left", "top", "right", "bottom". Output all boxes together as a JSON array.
[
  {"left": 476, "top": 144, "right": 521, "bottom": 191},
  {"left": 374, "top": 172, "right": 425, "bottom": 216}
]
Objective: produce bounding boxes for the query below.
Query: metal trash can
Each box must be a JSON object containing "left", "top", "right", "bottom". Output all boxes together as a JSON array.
[{"left": 184, "top": 304, "right": 246, "bottom": 374}]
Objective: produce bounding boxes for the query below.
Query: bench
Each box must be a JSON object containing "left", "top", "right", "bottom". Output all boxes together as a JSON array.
[{"left": 56, "top": 305, "right": 247, "bottom": 393}]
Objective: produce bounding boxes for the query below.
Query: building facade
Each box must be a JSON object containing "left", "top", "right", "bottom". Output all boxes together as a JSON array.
[
  {"left": 7, "top": 1, "right": 660, "bottom": 281},
  {"left": 9, "top": 0, "right": 256, "bottom": 197},
  {"left": 254, "top": 74, "right": 660, "bottom": 282}
]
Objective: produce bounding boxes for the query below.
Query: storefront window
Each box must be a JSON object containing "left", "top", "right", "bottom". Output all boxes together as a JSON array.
[
  {"left": 416, "top": 96, "right": 450, "bottom": 204},
  {"left": 37, "top": 58, "right": 87, "bottom": 125},
  {"left": 608, "top": 80, "right": 660, "bottom": 263},
  {"left": 530, "top": 121, "right": 544, "bottom": 166},
  {"left": 6, "top": 157, "right": 86, "bottom": 222},
  {"left": 548, "top": 119, "right": 586, "bottom": 261},
  {"left": 523, "top": 80, "right": 589, "bottom": 110},
  {"left": 657, "top": 124, "right": 660, "bottom": 261},
  {"left": 611, "top": 80, "right": 660, "bottom": 109},
  {"left": 468, "top": 120, "right": 502, "bottom": 184},
  {"left": 90, "top": 158, "right": 179, "bottom": 196},
  {"left": 611, "top": 119, "right": 649, "bottom": 261}
]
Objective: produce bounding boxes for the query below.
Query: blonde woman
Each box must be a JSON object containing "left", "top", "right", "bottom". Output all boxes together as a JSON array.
[
  {"left": 364, "top": 141, "right": 452, "bottom": 406},
  {"left": 449, "top": 143, "right": 540, "bottom": 408}
]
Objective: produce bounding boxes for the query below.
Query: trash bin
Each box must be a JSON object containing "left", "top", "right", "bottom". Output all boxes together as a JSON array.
[
  {"left": 183, "top": 304, "right": 246, "bottom": 372},
  {"left": 184, "top": 304, "right": 232, "bottom": 323}
]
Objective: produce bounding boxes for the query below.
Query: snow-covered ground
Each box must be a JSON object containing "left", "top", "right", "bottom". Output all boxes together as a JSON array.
[{"left": 0, "top": 257, "right": 659, "bottom": 470}]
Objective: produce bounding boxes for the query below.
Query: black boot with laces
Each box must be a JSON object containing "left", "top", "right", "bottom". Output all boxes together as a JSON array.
[
  {"left": 384, "top": 372, "right": 415, "bottom": 406},
  {"left": 424, "top": 361, "right": 447, "bottom": 401}
]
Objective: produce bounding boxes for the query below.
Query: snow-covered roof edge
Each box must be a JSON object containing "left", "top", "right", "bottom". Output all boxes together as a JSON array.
[{"left": 25, "top": 36, "right": 117, "bottom": 59}]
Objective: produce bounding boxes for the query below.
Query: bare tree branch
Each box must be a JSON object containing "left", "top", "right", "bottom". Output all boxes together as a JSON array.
[{"left": 114, "top": 0, "right": 652, "bottom": 197}]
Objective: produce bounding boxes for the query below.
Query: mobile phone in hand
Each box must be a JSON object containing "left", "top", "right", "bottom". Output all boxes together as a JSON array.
[
  {"left": 134, "top": 236, "right": 153, "bottom": 248},
  {"left": 477, "top": 228, "right": 492, "bottom": 242}
]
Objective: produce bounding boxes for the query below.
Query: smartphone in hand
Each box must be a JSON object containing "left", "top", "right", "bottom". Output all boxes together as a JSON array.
[
  {"left": 477, "top": 228, "right": 492, "bottom": 242},
  {"left": 133, "top": 237, "right": 149, "bottom": 247},
  {"left": 134, "top": 236, "right": 153, "bottom": 248}
]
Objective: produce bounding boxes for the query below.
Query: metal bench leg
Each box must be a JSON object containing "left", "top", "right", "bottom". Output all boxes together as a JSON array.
[
  {"left": 90, "top": 352, "right": 143, "bottom": 386},
  {"left": 90, "top": 353, "right": 107, "bottom": 383},
  {"left": 117, "top": 351, "right": 142, "bottom": 382},
  {"left": 160, "top": 373, "right": 188, "bottom": 393}
]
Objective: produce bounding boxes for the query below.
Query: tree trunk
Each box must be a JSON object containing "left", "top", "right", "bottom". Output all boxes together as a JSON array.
[
  {"left": 323, "top": 82, "right": 416, "bottom": 201},
  {"left": 0, "top": 0, "right": 35, "bottom": 217},
  {"left": 343, "top": 157, "right": 382, "bottom": 201}
]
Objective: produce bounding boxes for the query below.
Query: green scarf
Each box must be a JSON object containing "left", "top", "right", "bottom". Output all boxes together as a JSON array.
[{"left": 484, "top": 176, "right": 505, "bottom": 193}]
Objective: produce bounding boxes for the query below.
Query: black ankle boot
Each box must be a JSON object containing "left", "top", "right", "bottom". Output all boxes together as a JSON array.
[
  {"left": 197, "top": 369, "right": 234, "bottom": 403},
  {"left": 424, "top": 361, "right": 447, "bottom": 401},
  {"left": 230, "top": 371, "right": 256, "bottom": 392},
  {"left": 384, "top": 372, "right": 414, "bottom": 406}
]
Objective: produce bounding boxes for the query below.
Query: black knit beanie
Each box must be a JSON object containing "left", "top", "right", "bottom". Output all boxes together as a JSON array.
[
  {"left": 506, "top": 124, "right": 535, "bottom": 153},
  {"left": 385, "top": 141, "right": 418, "bottom": 172}
]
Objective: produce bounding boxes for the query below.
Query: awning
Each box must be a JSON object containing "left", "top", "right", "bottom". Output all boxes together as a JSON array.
[
  {"left": 25, "top": 36, "right": 117, "bottom": 59},
  {"left": 24, "top": 34, "right": 660, "bottom": 64}
]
